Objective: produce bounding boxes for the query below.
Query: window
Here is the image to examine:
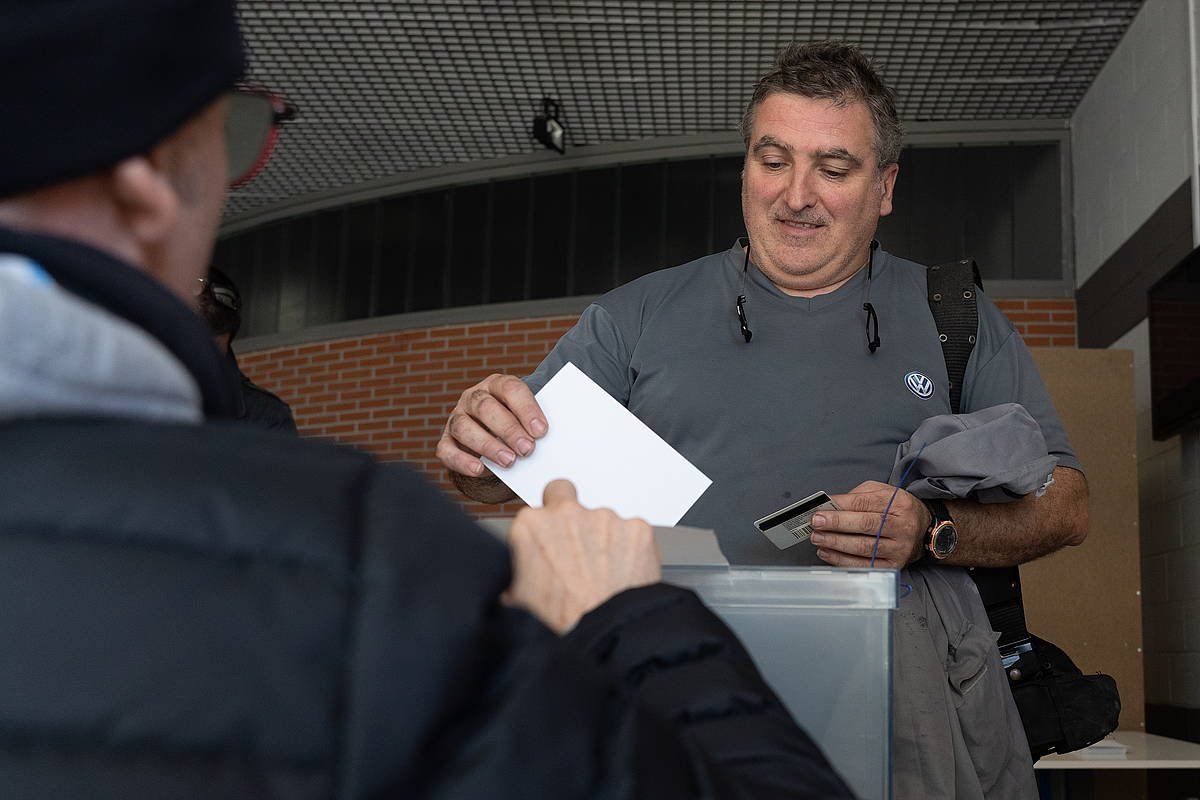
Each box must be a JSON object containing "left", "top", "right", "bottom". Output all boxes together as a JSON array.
[{"left": 217, "top": 142, "right": 1066, "bottom": 337}]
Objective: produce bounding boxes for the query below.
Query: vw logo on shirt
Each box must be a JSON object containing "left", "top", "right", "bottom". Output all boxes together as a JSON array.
[{"left": 904, "top": 371, "right": 935, "bottom": 399}]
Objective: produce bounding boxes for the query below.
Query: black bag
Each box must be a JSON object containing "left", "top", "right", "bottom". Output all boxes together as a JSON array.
[
  {"left": 926, "top": 259, "right": 1120, "bottom": 759},
  {"left": 1011, "top": 635, "right": 1121, "bottom": 759}
]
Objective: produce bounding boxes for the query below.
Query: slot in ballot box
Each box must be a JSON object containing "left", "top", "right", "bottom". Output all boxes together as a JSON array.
[{"left": 480, "top": 520, "right": 897, "bottom": 800}]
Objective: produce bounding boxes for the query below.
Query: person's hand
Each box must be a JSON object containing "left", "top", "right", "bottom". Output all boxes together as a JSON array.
[
  {"left": 506, "top": 480, "right": 661, "bottom": 633},
  {"left": 437, "top": 373, "right": 549, "bottom": 477},
  {"left": 808, "top": 481, "right": 933, "bottom": 569}
]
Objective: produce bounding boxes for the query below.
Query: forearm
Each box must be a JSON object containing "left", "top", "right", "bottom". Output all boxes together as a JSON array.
[
  {"left": 450, "top": 469, "right": 516, "bottom": 504},
  {"left": 942, "top": 466, "right": 1089, "bottom": 568}
]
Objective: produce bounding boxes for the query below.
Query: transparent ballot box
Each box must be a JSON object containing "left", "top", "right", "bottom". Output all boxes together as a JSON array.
[
  {"left": 660, "top": 528, "right": 897, "bottom": 800},
  {"left": 480, "top": 520, "right": 896, "bottom": 799}
]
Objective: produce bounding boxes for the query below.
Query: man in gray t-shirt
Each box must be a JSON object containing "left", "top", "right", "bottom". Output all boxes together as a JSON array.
[
  {"left": 438, "top": 44, "right": 1087, "bottom": 576},
  {"left": 516, "top": 240, "right": 1081, "bottom": 566},
  {"left": 437, "top": 42, "right": 1088, "bottom": 799}
]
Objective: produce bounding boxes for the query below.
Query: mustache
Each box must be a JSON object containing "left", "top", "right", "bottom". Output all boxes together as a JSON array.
[{"left": 775, "top": 213, "right": 828, "bottom": 226}]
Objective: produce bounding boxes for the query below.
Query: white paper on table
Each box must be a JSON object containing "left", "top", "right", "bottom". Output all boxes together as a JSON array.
[{"left": 482, "top": 362, "right": 712, "bottom": 526}]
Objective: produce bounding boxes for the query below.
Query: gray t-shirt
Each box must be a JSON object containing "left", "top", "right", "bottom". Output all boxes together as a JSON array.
[{"left": 526, "top": 242, "right": 1081, "bottom": 565}]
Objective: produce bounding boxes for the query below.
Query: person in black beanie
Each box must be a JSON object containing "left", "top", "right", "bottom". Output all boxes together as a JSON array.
[
  {"left": 0, "top": 2, "right": 852, "bottom": 799},
  {"left": 197, "top": 267, "right": 299, "bottom": 434}
]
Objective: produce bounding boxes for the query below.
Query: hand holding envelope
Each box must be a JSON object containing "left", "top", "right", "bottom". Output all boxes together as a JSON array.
[
  {"left": 483, "top": 363, "right": 712, "bottom": 527},
  {"left": 505, "top": 479, "right": 661, "bottom": 633}
]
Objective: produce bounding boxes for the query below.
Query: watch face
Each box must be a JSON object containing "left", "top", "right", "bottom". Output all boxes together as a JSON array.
[{"left": 932, "top": 523, "right": 958, "bottom": 558}]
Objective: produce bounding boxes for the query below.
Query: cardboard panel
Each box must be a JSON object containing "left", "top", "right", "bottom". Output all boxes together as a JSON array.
[{"left": 1023, "top": 347, "right": 1143, "bottom": 729}]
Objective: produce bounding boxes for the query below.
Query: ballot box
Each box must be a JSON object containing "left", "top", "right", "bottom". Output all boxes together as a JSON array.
[
  {"left": 480, "top": 519, "right": 896, "bottom": 800},
  {"left": 658, "top": 527, "right": 896, "bottom": 800}
]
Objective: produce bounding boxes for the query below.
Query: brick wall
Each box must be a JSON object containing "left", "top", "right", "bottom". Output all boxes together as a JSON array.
[
  {"left": 993, "top": 298, "right": 1077, "bottom": 347},
  {"left": 239, "top": 300, "right": 1078, "bottom": 514}
]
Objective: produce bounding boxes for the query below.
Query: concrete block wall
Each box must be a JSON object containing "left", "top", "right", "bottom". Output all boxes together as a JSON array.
[
  {"left": 239, "top": 303, "right": 1077, "bottom": 516},
  {"left": 1072, "top": 0, "right": 1193, "bottom": 288},
  {"left": 1117, "top": 321, "right": 1200, "bottom": 708},
  {"left": 1072, "top": 0, "right": 1200, "bottom": 714}
]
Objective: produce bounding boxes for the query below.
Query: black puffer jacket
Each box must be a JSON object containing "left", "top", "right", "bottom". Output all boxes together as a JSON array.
[
  {"left": 0, "top": 226, "right": 854, "bottom": 799},
  {"left": 226, "top": 351, "right": 298, "bottom": 434}
]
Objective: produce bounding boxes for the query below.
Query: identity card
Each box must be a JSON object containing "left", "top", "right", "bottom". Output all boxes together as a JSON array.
[{"left": 753, "top": 491, "right": 838, "bottom": 550}]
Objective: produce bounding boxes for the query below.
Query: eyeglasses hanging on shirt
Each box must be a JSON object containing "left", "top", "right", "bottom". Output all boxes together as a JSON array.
[{"left": 736, "top": 239, "right": 881, "bottom": 353}]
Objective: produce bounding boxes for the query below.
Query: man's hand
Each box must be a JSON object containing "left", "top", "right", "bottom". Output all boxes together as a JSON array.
[
  {"left": 437, "top": 374, "right": 548, "bottom": 501},
  {"left": 808, "top": 481, "right": 932, "bottom": 569},
  {"left": 506, "top": 480, "right": 661, "bottom": 633}
]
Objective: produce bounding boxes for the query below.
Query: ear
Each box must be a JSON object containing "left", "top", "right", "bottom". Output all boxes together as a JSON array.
[
  {"left": 878, "top": 162, "right": 899, "bottom": 218},
  {"left": 110, "top": 155, "right": 179, "bottom": 253}
]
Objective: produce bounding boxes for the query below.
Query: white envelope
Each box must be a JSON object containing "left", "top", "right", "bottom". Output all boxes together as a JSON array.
[{"left": 482, "top": 362, "right": 712, "bottom": 526}]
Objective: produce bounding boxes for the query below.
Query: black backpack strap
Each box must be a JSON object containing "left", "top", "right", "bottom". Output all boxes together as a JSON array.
[
  {"left": 926, "top": 258, "right": 981, "bottom": 415},
  {"left": 926, "top": 260, "right": 1035, "bottom": 670}
]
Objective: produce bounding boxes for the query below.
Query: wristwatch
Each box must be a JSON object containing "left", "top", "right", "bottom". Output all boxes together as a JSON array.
[{"left": 922, "top": 499, "right": 958, "bottom": 560}]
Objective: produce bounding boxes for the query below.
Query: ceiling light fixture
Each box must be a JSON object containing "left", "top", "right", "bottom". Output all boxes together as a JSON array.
[{"left": 532, "top": 97, "right": 566, "bottom": 154}]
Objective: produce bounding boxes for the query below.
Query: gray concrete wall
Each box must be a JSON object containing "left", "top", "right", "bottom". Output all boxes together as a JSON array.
[
  {"left": 1072, "top": 0, "right": 1192, "bottom": 288},
  {"left": 1073, "top": 0, "right": 1200, "bottom": 713}
]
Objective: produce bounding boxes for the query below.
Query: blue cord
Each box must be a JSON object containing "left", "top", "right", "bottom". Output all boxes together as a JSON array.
[{"left": 869, "top": 442, "right": 927, "bottom": 570}]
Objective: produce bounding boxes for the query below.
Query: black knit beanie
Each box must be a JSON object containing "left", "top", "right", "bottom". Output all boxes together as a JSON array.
[{"left": 1, "top": 0, "right": 245, "bottom": 199}]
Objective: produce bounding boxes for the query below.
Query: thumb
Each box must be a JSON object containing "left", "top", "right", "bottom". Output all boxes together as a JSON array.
[{"left": 542, "top": 478, "right": 578, "bottom": 507}]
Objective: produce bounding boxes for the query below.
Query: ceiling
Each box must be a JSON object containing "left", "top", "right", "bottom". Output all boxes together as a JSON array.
[{"left": 228, "top": 0, "right": 1143, "bottom": 220}]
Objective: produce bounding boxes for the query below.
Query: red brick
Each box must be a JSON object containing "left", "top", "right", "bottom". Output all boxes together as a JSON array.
[
  {"left": 507, "top": 319, "right": 550, "bottom": 332},
  {"left": 406, "top": 404, "right": 451, "bottom": 417},
  {"left": 1026, "top": 323, "right": 1076, "bottom": 335},
  {"left": 357, "top": 377, "right": 404, "bottom": 390},
  {"left": 307, "top": 352, "right": 342, "bottom": 365},
  {"left": 391, "top": 418, "right": 434, "bottom": 430},
  {"left": 465, "top": 322, "right": 506, "bottom": 336},
  {"left": 1026, "top": 300, "right": 1075, "bottom": 311},
  {"left": 446, "top": 357, "right": 485, "bottom": 370},
  {"left": 485, "top": 333, "right": 526, "bottom": 345}
]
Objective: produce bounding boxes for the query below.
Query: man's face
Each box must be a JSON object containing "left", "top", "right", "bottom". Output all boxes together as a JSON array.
[
  {"left": 154, "top": 97, "right": 230, "bottom": 302},
  {"left": 741, "top": 92, "right": 898, "bottom": 296}
]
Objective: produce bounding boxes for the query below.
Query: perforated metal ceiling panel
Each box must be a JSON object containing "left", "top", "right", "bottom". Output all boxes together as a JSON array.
[{"left": 229, "top": 0, "right": 1142, "bottom": 218}]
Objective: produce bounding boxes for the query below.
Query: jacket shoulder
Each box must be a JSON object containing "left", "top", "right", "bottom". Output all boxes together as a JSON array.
[{"left": 0, "top": 418, "right": 501, "bottom": 573}]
